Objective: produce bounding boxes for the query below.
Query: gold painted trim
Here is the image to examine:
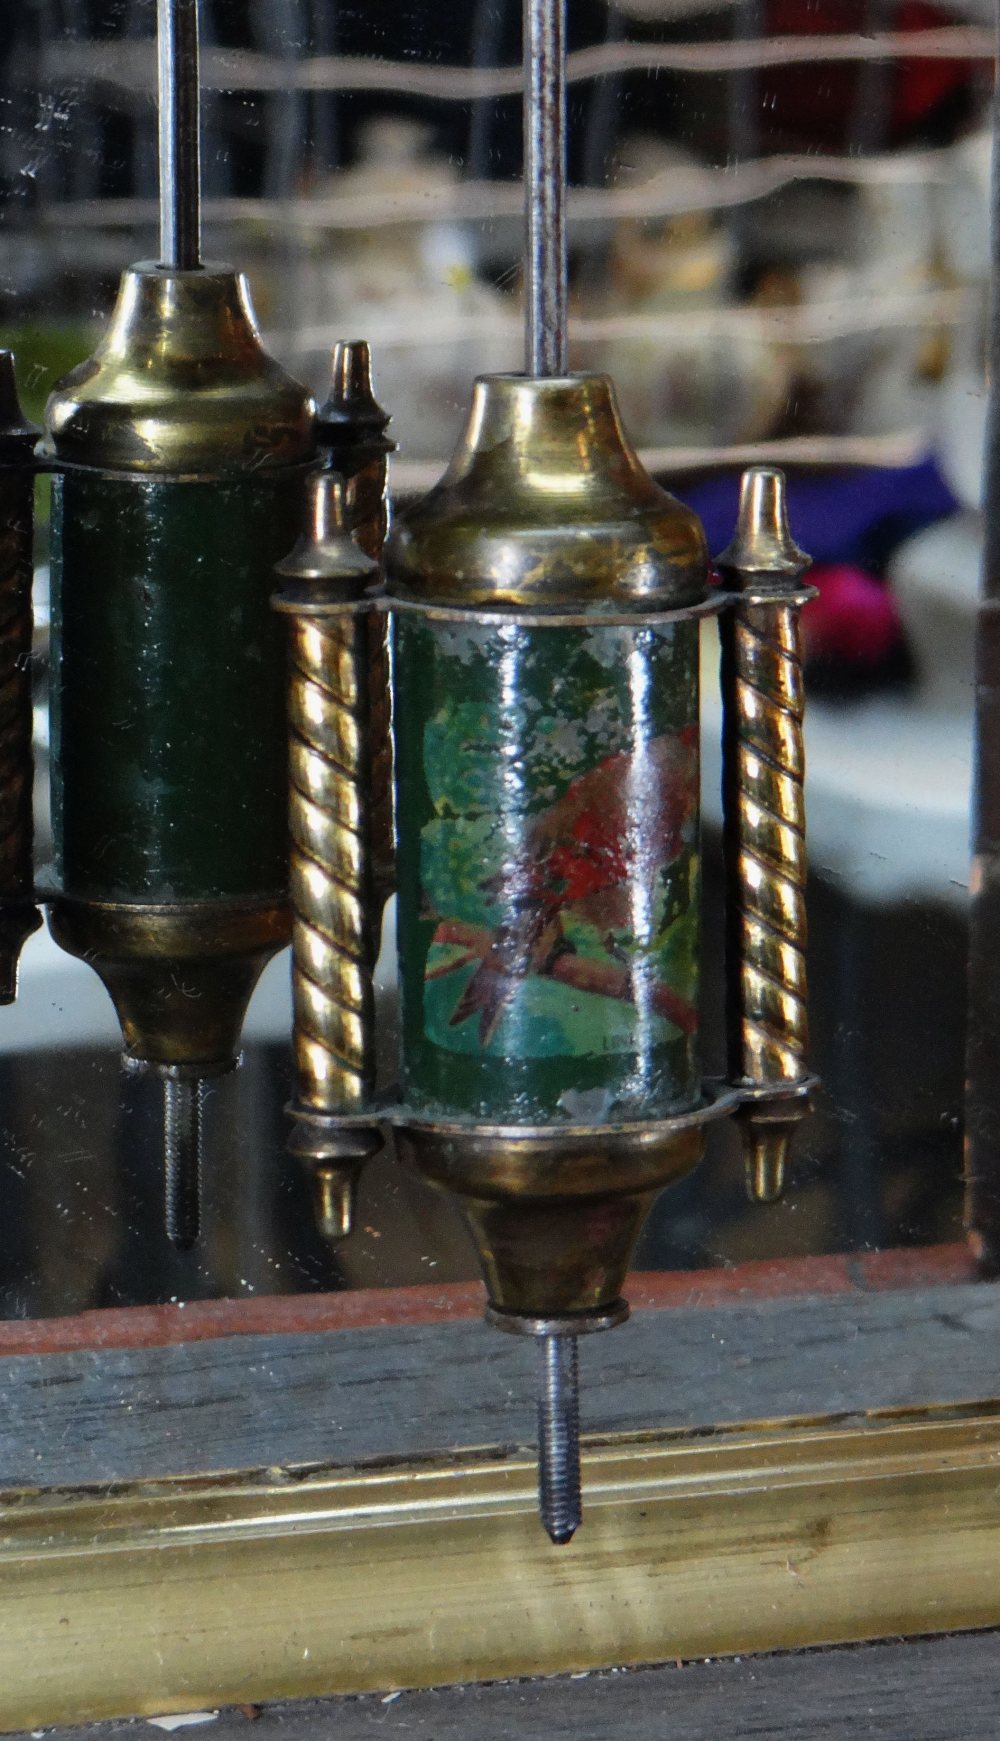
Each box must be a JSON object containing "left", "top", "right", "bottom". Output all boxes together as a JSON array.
[{"left": 3, "top": 1403, "right": 1000, "bottom": 1730}]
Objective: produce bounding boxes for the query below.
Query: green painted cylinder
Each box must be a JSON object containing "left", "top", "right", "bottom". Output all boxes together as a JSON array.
[
  {"left": 394, "top": 613, "right": 701, "bottom": 1124},
  {"left": 50, "top": 470, "right": 304, "bottom": 903},
  {"left": 42, "top": 264, "right": 316, "bottom": 1073}
]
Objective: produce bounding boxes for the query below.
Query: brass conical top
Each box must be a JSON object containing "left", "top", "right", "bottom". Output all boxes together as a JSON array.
[
  {"left": 716, "top": 466, "right": 809, "bottom": 586},
  {"left": 388, "top": 373, "right": 707, "bottom": 611},
  {"left": 45, "top": 265, "right": 315, "bottom": 476}
]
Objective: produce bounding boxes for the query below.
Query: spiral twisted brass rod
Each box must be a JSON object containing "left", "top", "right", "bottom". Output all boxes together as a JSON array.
[
  {"left": 288, "top": 610, "right": 373, "bottom": 1114},
  {"left": 718, "top": 466, "right": 814, "bottom": 1204},
  {"left": 345, "top": 464, "right": 394, "bottom": 920},
  {"left": 318, "top": 341, "right": 395, "bottom": 923},
  {"left": 731, "top": 601, "right": 808, "bottom": 1089},
  {"left": 274, "top": 472, "right": 383, "bottom": 1243}
]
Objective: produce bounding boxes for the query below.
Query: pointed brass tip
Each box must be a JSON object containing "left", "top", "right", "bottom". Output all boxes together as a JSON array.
[
  {"left": 331, "top": 339, "right": 374, "bottom": 406},
  {"left": 319, "top": 339, "right": 392, "bottom": 443},
  {"left": 287, "top": 1112, "right": 383, "bottom": 1244},
  {"left": 744, "top": 1128, "right": 790, "bottom": 1204},
  {"left": 716, "top": 465, "right": 809, "bottom": 584},
  {"left": 0, "top": 351, "right": 39, "bottom": 450},
  {"left": 313, "top": 1164, "right": 358, "bottom": 1244},
  {"left": 738, "top": 1091, "right": 812, "bottom": 1203}
]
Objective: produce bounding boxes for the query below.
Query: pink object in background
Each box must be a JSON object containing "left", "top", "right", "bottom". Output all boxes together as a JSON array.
[{"left": 802, "top": 564, "right": 906, "bottom": 671}]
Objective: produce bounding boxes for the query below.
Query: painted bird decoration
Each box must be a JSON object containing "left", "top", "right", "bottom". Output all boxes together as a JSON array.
[{"left": 446, "top": 726, "right": 698, "bottom": 1046}]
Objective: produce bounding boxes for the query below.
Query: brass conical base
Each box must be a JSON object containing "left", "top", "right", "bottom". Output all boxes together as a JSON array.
[
  {"left": 398, "top": 1121, "right": 704, "bottom": 1321},
  {"left": 47, "top": 897, "right": 289, "bottom": 1070}
]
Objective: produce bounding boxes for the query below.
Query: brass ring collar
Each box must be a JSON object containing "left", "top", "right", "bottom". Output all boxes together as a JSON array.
[
  {"left": 381, "top": 592, "right": 726, "bottom": 630},
  {"left": 486, "top": 1300, "right": 630, "bottom": 1339}
]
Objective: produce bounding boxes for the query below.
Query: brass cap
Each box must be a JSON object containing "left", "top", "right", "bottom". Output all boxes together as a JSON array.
[
  {"left": 387, "top": 373, "right": 707, "bottom": 611},
  {"left": 45, "top": 265, "right": 315, "bottom": 475},
  {"left": 318, "top": 340, "right": 393, "bottom": 456},
  {"left": 715, "top": 466, "right": 810, "bottom": 587}
]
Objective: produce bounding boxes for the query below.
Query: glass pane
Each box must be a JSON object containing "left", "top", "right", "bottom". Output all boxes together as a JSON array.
[{"left": 0, "top": 0, "right": 990, "bottom": 1314}]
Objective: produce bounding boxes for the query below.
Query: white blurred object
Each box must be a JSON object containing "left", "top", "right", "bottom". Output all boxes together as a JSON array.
[
  {"left": 278, "top": 116, "right": 516, "bottom": 462},
  {"left": 587, "top": 136, "right": 793, "bottom": 447},
  {"left": 889, "top": 510, "right": 981, "bottom": 712},
  {"left": 932, "top": 128, "right": 991, "bottom": 509}
]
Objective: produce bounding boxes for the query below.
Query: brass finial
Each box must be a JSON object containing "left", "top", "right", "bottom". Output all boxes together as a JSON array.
[
  {"left": 312, "top": 1161, "right": 359, "bottom": 1245},
  {"left": 739, "top": 1100, "right": 808, "bottom": 1205},
  {"left": 273, "top": 472, "right": 378, "bottom": 605},
  {"left": 318, "top": 341, "right": 392, "bottom": 450},
  {"left": 315, "top": 342, "right": 396, "bottom": 928},
  {"left": 716, "top": 466, "right": 810, "bottom": 587}
]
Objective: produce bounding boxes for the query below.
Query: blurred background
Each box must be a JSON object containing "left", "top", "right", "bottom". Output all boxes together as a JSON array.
[{"left": 0, "top": 0, "right": 991, "bottom": 1312}]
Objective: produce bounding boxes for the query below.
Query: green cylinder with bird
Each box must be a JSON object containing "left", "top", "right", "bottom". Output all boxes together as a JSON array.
[
  {"left": 395, "top": 614, "right": 700, "bottom": 1122},
  {"left": 387, "top": 372, "right": 709, "bottom": 1131}
]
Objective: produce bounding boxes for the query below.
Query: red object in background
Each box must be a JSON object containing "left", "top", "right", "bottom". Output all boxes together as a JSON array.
[
  {"left": 801, "top": 563, "right": 905, "bottom": 669},
  {"left": 761, "top": 1, "right": 975, "bottom": 146}
]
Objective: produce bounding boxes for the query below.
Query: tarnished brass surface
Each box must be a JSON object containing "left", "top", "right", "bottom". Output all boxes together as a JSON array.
[
  {"left": 274, "top": 474, "right": 383, "bottom": 1240},
  {"left": 45, "top": 265, "right": 314, "bottom": 475},
  {"left": 717, "top": 468, "right": 814, "bottom": 1201},
  {"left": 46, "top": 896, "right": 288, "bottom": 1069},
  {"left": 0, "top": 353, "right": 42, "bottom": 1001},
  {"left": 318, "top": 340, "right": 395, "bottom": 917},
  {"left": 3, "top": 1403, "right": 1000, "bottom": 1728},
  {"left": 397, "top": 1124, "right": 704, "bottom": 1317},
  {"left": 386, "top": 373, "right": 707, "bottom": 611}
]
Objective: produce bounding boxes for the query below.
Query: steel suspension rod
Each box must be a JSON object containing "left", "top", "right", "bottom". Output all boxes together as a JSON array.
[
  {"left": 524, "top": 0, "right": 568, "bottom": 376},
  {"left": 157, "top": 0, "right": 202, "bottom": 270}
]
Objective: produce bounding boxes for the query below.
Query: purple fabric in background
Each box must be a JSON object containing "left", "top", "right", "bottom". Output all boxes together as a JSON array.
[{"left": 670, "top": 457, "right": 959, "bottom": 574}]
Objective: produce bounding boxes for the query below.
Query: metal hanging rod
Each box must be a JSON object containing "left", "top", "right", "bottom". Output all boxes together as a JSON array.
[
  {"left": 157, "top": 0, "right": 201, "bottom": 270},
  {"left": 525, "top": 0, "right": 568, "bottom": 378}
]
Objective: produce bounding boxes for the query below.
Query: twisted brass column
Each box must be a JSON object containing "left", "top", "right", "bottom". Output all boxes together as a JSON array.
[
  {"left": 318, "top": 341, "right": 395, "bottom": 920},
  {"left": 274, "top": 472, "right": 383, "bottom": 1241},
  {"left": 718, "top": 467, "right": 815, "bottom": 1202}
]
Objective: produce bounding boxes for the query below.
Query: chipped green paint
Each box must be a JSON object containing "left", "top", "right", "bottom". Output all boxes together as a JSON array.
[{"left": 394, "top": 615, "right": 701, "bottom": 1124}]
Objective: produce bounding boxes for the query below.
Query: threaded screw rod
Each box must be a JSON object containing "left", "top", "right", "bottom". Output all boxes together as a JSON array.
[
  {"left": 537, "top": 1334, "right": 581, "bottom": 1546},
  {"left": 157, "top": 0, "right": 201, "bottom": 269},
  {"left": 163, "top": 1073, "right": 205, "bottom": 1251}
]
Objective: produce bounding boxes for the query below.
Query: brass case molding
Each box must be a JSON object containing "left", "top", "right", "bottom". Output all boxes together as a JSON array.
[{"left": 3, "top": 1403, "right": 1000, "bottom": 1730}]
